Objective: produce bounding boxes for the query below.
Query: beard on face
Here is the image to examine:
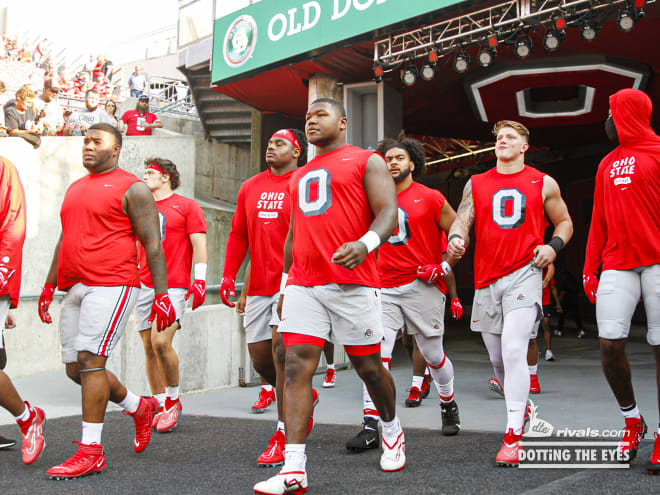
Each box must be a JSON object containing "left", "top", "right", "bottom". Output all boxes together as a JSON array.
[
  {"left": 604, "top": 116, "right": 619, "bottom": 146},
  {"left": 393, "top": 165, "right": 411, "bottom": 183}
]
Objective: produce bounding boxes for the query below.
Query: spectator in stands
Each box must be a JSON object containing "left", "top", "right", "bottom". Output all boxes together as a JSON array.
[
  {"left": 122, "top": 95, "right": 162, "bottom": 136},
  {"left": 104, "top": 100, "right": 122, "bottom": 132},
  {"left": 102, "top": 56, "right": 114, "bottom": 81},
  {"left": 94, "top": 72, "right": 112, "bottom": 99},
  {"left": 33, "top": 38, "right": 48, "bottom": 66},
  {"left": 63, "top": 89, "right": 111, "bottom": 136},
  {"left": 17, "top": 44, "right": 31, "bottom": 63},
  {"left": 128, "top": 64, "right": 147, "bottom": 98},
  {"left": 34, "top": 79, "right": 64, "bottom": 136},
  {"left": 4, "top": 85, "right": 42, "bottom": 147},
  {"left": 73, "top": 72, "right": 90, "bottom": 96},
  {"left": 43, "top": 62, "right": 56, "bottom": 82},
  {"left": 92, "top": 55, "right": 104, "bottom": 82},
  {"left": 84, "top": 54, "right": 95, "bottom": 74},
  {"left": 57, "top": 69, "right": 71, "bottom": 94}
]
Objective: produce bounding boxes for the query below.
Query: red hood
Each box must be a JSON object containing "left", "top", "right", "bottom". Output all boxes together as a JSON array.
[{"left": 609, "top": 88, "right": 660, "bottom": 146}]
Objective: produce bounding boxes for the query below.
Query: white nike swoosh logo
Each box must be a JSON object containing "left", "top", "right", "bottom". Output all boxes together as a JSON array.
[
  {"left": 96, "top": 457, "right": 104, "bottom": 467},
  {"left": 342, "top": 158, "right": 352, "bottom": 161},
  {"left": 366, "top": 437, "right": 376, "bottom": 446},
  {"left": 413, "top": 199, "right": 422, "bottom": 203},
  {"left": 103, "top": 184, "right": 114, "bottom": 187},
  {"left": 621, "top": 187, "right": 628, "bottom": 190},
  {"left": 532, "top": 179, "right": 541, "bottom": 183},
  {"left": 264, "top": 221, "right": 271, "bottom": 224}
]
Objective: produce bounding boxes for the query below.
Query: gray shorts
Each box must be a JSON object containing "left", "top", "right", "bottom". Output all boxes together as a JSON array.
[
  {"left": 597, "top": 264, "right": 660, "bottom": 344},
  {"left": 60, "top": 283, "right": 138, "bottom": 363},
  {"left": 471, "top": 263, "right": 542, "bottom": 337},
  {"left": 244, "top": 294, "right": 280, "bottom": 344},
  {"left": 279, "top": 284, "right": 383, "bottom": 346},
  {"left": 135, "top": 285, "right": 187, "bottom": 331},
  {"left": 382, "top": 279, "right": 446, "bottom": 337}
]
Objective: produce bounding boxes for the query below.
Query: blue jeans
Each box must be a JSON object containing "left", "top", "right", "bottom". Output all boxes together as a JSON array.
[{"left": 130, "top": 89, "right": 144, "bottom": 98}]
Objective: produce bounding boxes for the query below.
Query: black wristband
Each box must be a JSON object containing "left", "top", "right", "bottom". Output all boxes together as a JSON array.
[
  {"left": 547, "top": 236, "right": 564, "bottom": 254},
  {"left": 448, "top": 234, "right": 464, "bottom": 243}
]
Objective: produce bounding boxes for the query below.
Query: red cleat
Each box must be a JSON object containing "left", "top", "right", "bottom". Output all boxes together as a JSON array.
[
  {"left": 156, "top": 397, "right": 182, "bottom": 433},
  {"left": 495, "top": 428, "right": 523, "bottom": 467},
  {"left": 618, "top": 416, "right": 647, "bottom": 463},
  {"left": 152, "top": 406, "right": 164, "bottom": 429},
  {"left": 405, "top": 387, "right": 422, "bottom": 407},
  {"left": 306, "top": 389, "right": 319, "bottom": 436},
  {"left": 257, "top": 429, "right": 285, "bottom": 467},
  {"left": 646, "top": 433, "right": 660, "bottom": 474},
  {"left": 322, "top": 368, "right": 336, "bottom": 388},
  {"left": 529, "top": 374, "right": 541, "bottom": 394},
  {"left": 126, "top": 396, "right": 158, "bottom": 453},
  {"left": 47, "top": 441, "right": 105, "bottom": 480},
  {"left": 421, "top": 374, "right": 432, "bottom": 399},
  {"left": 17, "top": 402, "right": 46, "bottom": 465},
  {"left": 252, "top": 387, "right": 276, "bottom": 413}
]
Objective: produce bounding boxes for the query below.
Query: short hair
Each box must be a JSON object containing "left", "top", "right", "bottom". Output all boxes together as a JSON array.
[
  {"left": 310, "top": 97, "right": 346, "bottom": 117},
  {"left": 145, "top": 157, "right": 180, "bottom": 190},
  {"left": 289, "top": 128, "right": 308, "bottom": 167},
  {"left": 89, "top": 123, "right": 122, "bottom": 147},
  {"left": 85, "top": 88, "right": 99, "bottom": 98},
  {"left": 0, "top": 80, "right": 5, "bottom": 94},
  {"left": 492, "top": 120, "right": 530, "bottom": 142},
  {"left": 376, "top": 131, "right": 426, "bottom": 179},
  {"left": 16, "top": 85, "right": 35, "bottom": 101}
]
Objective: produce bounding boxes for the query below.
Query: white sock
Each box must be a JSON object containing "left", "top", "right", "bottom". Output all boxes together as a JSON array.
[
  {"left": 436, "top": 376, "right": 454, "bottom": 403},
  {"left": 262, "top": 385, "right": 273, "bottom": 392},
  {"left": 282, "top": 444, "right": 306, "bottom": 472},
  {"left": 362, "top": 382, "right": 379, "bottom": 420},
  {"left": 166, "top": 385, "right": 179, "bottom": 401},
  {"left": 621, "top": 403, "right": 641, "bottom": 420},
  {"left": 505, "top": 400, "right": 527, "bottom": 435},
  {"left": 277, "top": 421, "right": 285, "bottom": 433},
  {"left": 411, "top": 375, "right": 424, "bottom": 390},
  {"left": 528, "top": 365, "right": 538, "bottom": 374},
  {"left": 118, "top": 389, "right": 140, "bottom": 413},
  {"left": 327, "top": 363, "right": 335, "bottom": 371},
  {"left": 381, "top": 416, "right": 402, "bottom": 442},
  {"left": 81, "top": 421, "right": 103, "bottom": 445},
  {"left": 14, "top": 404, "right": 30, "bottom": 422},
  {"left": 155, "top": 393, "right": 166, "bottom": 408}
]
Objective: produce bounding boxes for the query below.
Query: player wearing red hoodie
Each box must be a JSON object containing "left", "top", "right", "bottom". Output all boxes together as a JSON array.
[{"left": 583, "top": 88, "right": 660, "bottom": 473}]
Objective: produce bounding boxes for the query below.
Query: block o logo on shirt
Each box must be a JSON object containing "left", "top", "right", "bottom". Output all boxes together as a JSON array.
[
  {"left": 223, "top": 15, "right": 257, "bottom": 68},
  {"left": 492, "top": 188, "right": 526, "bottom": 229}
]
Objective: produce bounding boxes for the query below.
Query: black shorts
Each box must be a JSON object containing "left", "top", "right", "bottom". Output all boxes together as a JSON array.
[{"left": 542, "top": 304, "right": 553, "bottom": 318}]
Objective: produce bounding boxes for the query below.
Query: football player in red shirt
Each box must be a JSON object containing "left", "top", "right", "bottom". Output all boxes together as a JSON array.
[
  {"left": 221, "top": 128, "right": 310, "bottom": 468},
  {"left": 254, "top": 99, "right": 403, "bottom": 495},
  {"left": 136, "top": 158, "right": 208, "bottom": 433},
  {"left": 583, "top": 89, "right": 660, "bottom": 472},
  {"left": 38, "top": 123, "right": 176, "bottom": 479},
  {"left": 0, "top": 156, "right": 46, "bottom": 465},
  {"left": 448, "top": 120, "right": 572, "bottom": 467},
  {"left": 345, "top": 133, "right": 462, "bottom": 454}
]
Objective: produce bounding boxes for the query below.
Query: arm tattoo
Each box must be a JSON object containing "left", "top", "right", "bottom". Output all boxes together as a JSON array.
[{"left": 450, "top": 180, "right": 475, "bottom": 239}]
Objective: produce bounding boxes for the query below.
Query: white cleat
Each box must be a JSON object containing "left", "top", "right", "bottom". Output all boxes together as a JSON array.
[
  {"left": 380, "top": 431, "right": 406, "bottom": 472},
  {"left": 253, "top": 471, "right": 308, "bottom": 495}
]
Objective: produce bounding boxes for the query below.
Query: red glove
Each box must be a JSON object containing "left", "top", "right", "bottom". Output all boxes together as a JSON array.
[
  {"left": 38, "top": 283, "right": 56, "bottom": 324},
  {"left": 0, "top": 265, "right": 15, "bottom": 296},
  {"left": 149, "top": 293, "right": 176, "bottom": 332},
  {"left": 416, "top": 262, "right": 450, "bottom": 284},
  {"left": 583, "top": 273, "right": 598, "bottom": 305},
  {"left": 220, "top": 277, "right": 236, "bottom": 308},
  {"left": 185, "top": 279, "right": 206, "bottom": 310},
  {"left": 451, "top": 298, "right": 463, "bottom": 320}
]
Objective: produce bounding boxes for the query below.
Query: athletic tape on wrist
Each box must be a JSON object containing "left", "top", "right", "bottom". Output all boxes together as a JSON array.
[
  {"left": 279, "top": 273, "right": 288, "bottom": 293},
  {"left": 194, "top": 263, "right": 207, "bottom": 281},
  {"left": 358, "top": 231, "right": 381, "bottom": 253},
  {"left": 547, "top": 236, "right": 564, "bottom": 254},
  {"left": 441, "top": 261, "right": 451, "bottom": 275}
]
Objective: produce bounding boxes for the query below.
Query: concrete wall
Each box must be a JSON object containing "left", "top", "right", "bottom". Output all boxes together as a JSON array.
[{"left": 0, "top": 135, "right": 349, "bottom": 393}]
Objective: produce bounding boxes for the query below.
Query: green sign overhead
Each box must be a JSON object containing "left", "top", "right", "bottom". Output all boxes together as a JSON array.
[{"left": 212, "top": 0, "right": 464, "bottom": 85}]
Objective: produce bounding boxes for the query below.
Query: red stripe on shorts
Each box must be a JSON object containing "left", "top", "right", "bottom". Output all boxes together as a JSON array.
[
  {"left": 281, "top": 332, "right": 325, "bottom": 348},
  {"left": 99, "top": 287, "right": 130, "bottom": 356}
]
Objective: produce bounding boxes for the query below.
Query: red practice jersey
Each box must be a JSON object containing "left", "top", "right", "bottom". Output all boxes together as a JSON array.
[
  {"left": 0, "top": 158, "right": 26, "bottom": 308},
  {"left": 472, "top": 165, "right": 547, "bottom": 289},
  {"left": 224, "top": 169, "right": 294, "bottom": 296},
  {"left": 288, "top": 144, "right": 380, "bottom": 288},
  {"left": 379, "top": 181, "right": 447, "bottom": 288},
  {"left": 584, "top": 89, "right": 660, "bottom": 275},
  {"left": 58, "top": 168, "right": 141, "bottom": 290},
  {"left": 139, "top": 193, "right": 206, "bottom": 288}
]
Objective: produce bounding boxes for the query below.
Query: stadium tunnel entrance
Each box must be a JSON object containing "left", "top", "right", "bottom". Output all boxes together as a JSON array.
[{"left": 209, "top": 0, "right": 660, "bottom": 322}]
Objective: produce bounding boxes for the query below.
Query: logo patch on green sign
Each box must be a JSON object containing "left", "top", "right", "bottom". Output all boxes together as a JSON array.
[{"left": 223, "top": 15, "right": 258, "bottom": 68}]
